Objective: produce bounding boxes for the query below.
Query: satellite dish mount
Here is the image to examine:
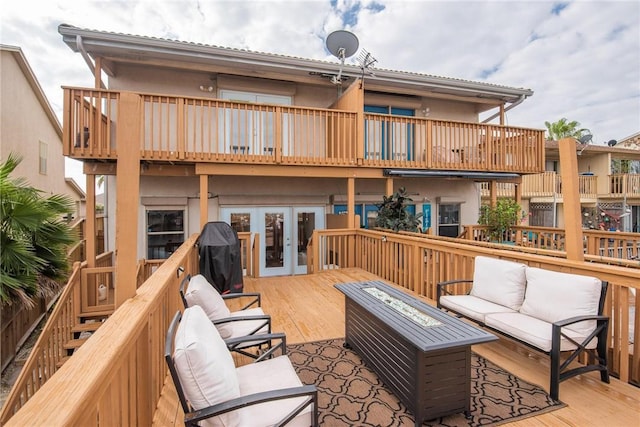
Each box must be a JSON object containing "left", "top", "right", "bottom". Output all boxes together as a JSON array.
[{"left": 325, "top": 30, "right": 359, "bottom": 85}]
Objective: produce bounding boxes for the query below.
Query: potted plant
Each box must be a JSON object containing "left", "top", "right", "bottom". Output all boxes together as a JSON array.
[
  {"left": 375, "top": 187, "right": 422, "bottom": 232},
  {"left": 478, "top": 198, "right": 521, "bottom": 242}
]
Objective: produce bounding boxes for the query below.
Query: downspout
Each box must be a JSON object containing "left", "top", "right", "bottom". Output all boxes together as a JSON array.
[
  {"left": 75, "top": 35, "right": 106, "bottom": 89},
  {"left": 481, "top": 94, "right": 527, "bottom": 124}
]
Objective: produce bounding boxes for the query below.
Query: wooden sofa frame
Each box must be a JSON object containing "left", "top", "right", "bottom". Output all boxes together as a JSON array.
[{"left": 437, "top": 277, "right": 610, "bottom": 401}]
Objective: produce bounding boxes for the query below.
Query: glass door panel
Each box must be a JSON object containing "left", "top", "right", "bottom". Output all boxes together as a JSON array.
[
  {"left": 259, "top": 208, "right": 291, "bottom": 277},
  {"left": 293, "top": 207, "right": 325, "bottom": 274}
]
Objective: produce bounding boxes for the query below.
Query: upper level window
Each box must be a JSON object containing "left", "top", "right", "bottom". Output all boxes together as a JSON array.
[{"left": 39, "top": 141, "right": 47, "bottom": 175}]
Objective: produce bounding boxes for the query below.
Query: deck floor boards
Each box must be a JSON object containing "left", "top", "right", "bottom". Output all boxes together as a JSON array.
[{"left": 153, "top": 268, "right": 640, "bottom": 427}]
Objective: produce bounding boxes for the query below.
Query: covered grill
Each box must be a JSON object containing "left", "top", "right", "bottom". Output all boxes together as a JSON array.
[{"left": 197, "top": 221, "right": 243, "bottom": 294}]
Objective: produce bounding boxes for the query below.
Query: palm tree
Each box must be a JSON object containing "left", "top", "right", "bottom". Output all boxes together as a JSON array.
[
  {"left": 544, "top": 118, "right": 591, "bottom": 141},
  {"left": 0, "top": 154, "right": 77, "bottom": 308}
]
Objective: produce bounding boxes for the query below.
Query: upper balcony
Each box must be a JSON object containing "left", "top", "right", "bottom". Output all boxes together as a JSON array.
[
  {"left": 63, "top": 87, "right": 545, "bottom": 174},
  {"left": 481, "top": 171, "right": 640, "bottom": 201}
]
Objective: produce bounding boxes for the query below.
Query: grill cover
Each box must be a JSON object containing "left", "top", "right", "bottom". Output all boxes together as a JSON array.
[{"left": 197, "top": 221, "right": 243, "bottom": 294}]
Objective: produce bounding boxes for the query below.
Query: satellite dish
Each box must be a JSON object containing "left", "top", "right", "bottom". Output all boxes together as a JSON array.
[
  {"left": 578, "top": 134, "right": 593, "bottom": 144},
  {"left": 607, "top": 139, "right": 617, "bottom": 147},
  {"left": 325, "top": 30, "right": 359, "bottom": 86},
  {"left": 326, "top": 30, "right": 359, "bottom": 60}
]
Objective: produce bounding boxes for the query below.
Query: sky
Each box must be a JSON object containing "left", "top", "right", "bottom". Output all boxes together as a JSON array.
[{"left": 1, "top": 0, "right": 639, "bottom": 190}]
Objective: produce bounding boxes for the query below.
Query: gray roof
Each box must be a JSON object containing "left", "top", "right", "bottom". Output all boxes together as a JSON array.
[{"left": 58, "top": 24, "right": 533, "bottom": 105}]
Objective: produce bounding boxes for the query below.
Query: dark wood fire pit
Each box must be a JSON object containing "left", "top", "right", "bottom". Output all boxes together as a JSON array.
[{"left": 335, "top": 281, "right": 497, "bottom": 426}]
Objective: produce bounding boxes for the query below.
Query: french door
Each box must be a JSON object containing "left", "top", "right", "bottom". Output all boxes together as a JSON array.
[{"left": 221, "top": 206, "right": 324, "bottom": 276}]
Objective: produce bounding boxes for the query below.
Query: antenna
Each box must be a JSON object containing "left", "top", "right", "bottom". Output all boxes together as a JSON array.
[
  {"left": 357, "top": 48, "right": 377, "bottom": 79},
  {"left": 325, "top": 30, "right": 359, "bottom": 85}
]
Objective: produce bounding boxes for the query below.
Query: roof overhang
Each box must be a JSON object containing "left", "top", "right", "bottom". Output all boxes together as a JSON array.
[
  {"left": 58, "top": 25, "right": 533, "bottom": 107},
  {"left": 384, "top": 169, "right": 521, "bottom": 181}
]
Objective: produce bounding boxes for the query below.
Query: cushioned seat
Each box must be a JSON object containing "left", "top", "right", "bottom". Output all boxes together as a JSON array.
[
  {"left": 439, "top": 295, "right": 516, "bottom": 323},
  {"left": 166, "top": 305, "right": 317, "bottom": 427},
  {"left": 182, "top": 274, "right": 271, "bottom": 356}
]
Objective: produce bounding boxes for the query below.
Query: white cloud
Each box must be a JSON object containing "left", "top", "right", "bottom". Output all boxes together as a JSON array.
[{"left": 2, "top": 0, "right": 639, "bottom": 189}]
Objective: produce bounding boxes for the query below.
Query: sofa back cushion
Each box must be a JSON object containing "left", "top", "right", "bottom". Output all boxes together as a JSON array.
[
  {"left": 520, "top": 267, "right": 601, "bottom": 336},
  {"left": 470, "top": 256, "right": 527, "bottom": 310},
  {"left": 174, "top": 305, "right": 243, "bottom": 427}
]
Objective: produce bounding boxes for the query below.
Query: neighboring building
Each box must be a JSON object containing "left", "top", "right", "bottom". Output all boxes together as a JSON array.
[
  {"left": 483, "top": 140, "right": 640, "bottom": 232},
  {"left": 616, "top": 131, "right": 640, "bottom": 151},
  {"left": 57, "top": 24, "right": 545, "bottom": 282},
  {"left": 0, "top": 45, "right": 82, "bottom": 217}
]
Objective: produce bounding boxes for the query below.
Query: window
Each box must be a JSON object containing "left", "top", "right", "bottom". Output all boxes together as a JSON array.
[
  {"left": 437, "top": 204, "right": 460, "bottom": 237},
  {"left": 39, "top": 141, "right": 47, "bottom": 175},
  {"left": 146, "top": 209, "right": 185, "bottom": 259}
]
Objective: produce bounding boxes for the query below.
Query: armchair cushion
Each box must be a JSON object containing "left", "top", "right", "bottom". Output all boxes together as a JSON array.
[
  {"left": 174, "top": 305, "right": 242, "bottom": 427},
  {"left": 520, "top": 267, "right": 601, "bottom": 337},
  {"left": 236, "top": 355, "right": 313, "bottom": 427},
  {"left": 469, "top": 256, "right": 527, "bottom": 310},
  {"left": 184, "top": 274, "right": 233, "bottom": 337}
]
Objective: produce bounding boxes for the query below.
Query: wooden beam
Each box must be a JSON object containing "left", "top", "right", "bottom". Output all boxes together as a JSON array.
[
  {"left": 199, "top": 175, "right": 208, "bottom": 230},
  {"left": 195, "top": 163, "right": 385, "bottom": 179},
  {"left": 490, "top": 181, "right": 498, "bottom": 207},
  {"left": 83, "top": 163, "right": 195, "bottom": 177},
  {"left": 86, "top": 174, "right": 96, "bottom": 268},
  {"left": 386, "top": 178, "right": 394, "bottom": 196},
  {"left": 114, "top": 93, "right": 142, "bottom": 306},
  {"left": 558, "top": 137, "right": 584, "bottom": 261}
]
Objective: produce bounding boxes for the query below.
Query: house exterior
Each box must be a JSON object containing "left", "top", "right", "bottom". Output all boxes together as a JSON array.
[
  {"left": 482, "top": 140, "right": 640, "bottom": 232},
  {"left": 57, "top": 24, "right": 545, "bottom": 293},
  {"left": 0, "top": 45, "right": 83, "bottom": 216},
  {"left": 0, "top": 45, "right": 86, "bottom": 371}
]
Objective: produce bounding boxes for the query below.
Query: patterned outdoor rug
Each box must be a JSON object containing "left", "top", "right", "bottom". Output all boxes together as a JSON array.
[{"left": 287, "top": 338, "right": 565, "bottom": 426}]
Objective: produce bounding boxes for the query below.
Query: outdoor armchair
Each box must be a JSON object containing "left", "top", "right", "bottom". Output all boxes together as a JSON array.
[
  {"left": 165, "top": 306, "right": 318, "bottom": 427},
  {"left": 180, "top": 274, "right": 271, "bottom": 359}
]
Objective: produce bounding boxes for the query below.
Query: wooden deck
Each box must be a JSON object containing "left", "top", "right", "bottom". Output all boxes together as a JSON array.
[{"left": 153, "top": 268, "right": 640, "bottom": 427}]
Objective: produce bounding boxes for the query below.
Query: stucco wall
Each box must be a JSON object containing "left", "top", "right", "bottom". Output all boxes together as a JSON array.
[{"left": 109, "top": 174, "right": 479, "bottom": 259}]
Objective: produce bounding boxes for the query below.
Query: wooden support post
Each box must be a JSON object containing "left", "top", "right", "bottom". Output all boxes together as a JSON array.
[
  {"left": 347, "top": 177, "right": 356, "bottom": 228},
  {"left": 515, "top": 183, "right": 523, "bottom": 244},
  {"left": 386, "top": 178, "right": 394, "bottom": 196},
  {"left": 559, "top": 137, "right": 584, "bottom": 261},
  {"left": 499, "top": 104, "right": 505, "bottom": 125},
  {"left": 86, "top": 174, "right": 96, "bottom": 267},
  {"left": 94, "top": 57, "right": 102, "bottom": 89},
  {"left": 199, "top": 174, "right": 208, "bottom": 230},
  {"left": 115, "top": 92, "right": 141, "bottom": 307},
  {"left": 490, "top": 181, "right": 498, "bottom": 207}
]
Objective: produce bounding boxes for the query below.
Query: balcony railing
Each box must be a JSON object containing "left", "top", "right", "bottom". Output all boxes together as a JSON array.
[
  {"left": 64, "top": 87, "right": 545, "bottom": 173},
  {"left": 610, "top": 174, "right": 640, "bottom": 197},
  {"left": 481, "top": 171, "right": 600, "bottom": 199},
  {"left": 2, "top": 229, "right": 639, "bottom": 425}
]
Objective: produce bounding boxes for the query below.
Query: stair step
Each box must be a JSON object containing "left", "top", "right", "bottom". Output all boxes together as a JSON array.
[
  {"left": 63, "top": 338, "right": 89, "bottom": 350},
  {"left": 56, "top": 356, "right": 71, "bottom": 368},
  {"left": 72, "top": 322, "right": 103, "bottom": 333}
]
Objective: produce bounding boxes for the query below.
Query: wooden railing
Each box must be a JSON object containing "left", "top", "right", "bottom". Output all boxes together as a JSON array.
[
  {"left": 463, "top": 225, "right": 640, "bottom": 261},
  {"left": 3, "top": 230, "right": 639, "bottom": 424},
  {"left": 481, "top": 171, "right": 599, "bottom": 199},
  {"left": 1, "top": 236, "right": 199, "bottom": 425},
  {"left": 610, "top": 174, "right": 640, "bottom": 197},
  {"left": 311, "top": 228, "right": 640, "bottom": 386},
  {"left": 64, "top": 87, "right": 545, "bottom": 174},
  {"left": 0, "top": 251, "right": 114, "bottom": 423}
]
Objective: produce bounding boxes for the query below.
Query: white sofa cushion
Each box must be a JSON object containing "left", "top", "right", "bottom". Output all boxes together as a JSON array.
[
  {"left": 439, "top": 295, "right": 517, "bottom": 323},
  {"left": 485, "top": 312, "right": 598, "bottom": 352},
  {"left": 520, "top": 268, "right": 601, "bottom": 337},
  {"left": 184, "top": 274, "right": 233, "bottom": 338},
  {"left": 236, "top": 355, "right": 312, "bottom": 427},
  {"left": 174, "top": 305, "right": 244, "bottom": 427},
  {"left": 469, "top": 256, "right": 527, "bottom": 310}
]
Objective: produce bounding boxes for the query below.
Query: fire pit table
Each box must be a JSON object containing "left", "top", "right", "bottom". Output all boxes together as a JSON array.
[{"left": 335, "top": 281, "right": 497, "bottom": 426}]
